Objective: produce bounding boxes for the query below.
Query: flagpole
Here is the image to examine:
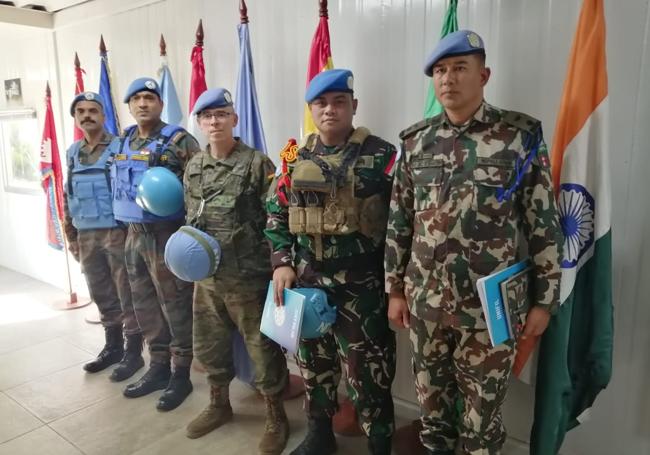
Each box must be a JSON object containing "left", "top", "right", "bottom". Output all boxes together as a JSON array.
[{"left": 43, "top": 82, "right": 91, "bottom": 312}]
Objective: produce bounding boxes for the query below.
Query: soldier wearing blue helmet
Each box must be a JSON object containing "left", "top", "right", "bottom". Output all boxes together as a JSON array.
[
  {"left": 385, "top": 30, "right": 562, "bottom": 454},
  {"left": 266, "top": 68, "right": 398, "bottom": 455},
  {"left": 183, "top": 88, "right": 290, "bottom": 454},
  {"left": 111, "top": 76, "right": 201, "bottom": 412},
  {"left": 63, "top": 91, "right": 141, "bottom": 378}
]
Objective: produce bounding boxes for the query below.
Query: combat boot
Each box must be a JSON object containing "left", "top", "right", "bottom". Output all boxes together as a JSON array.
[
  {"left": 259, "top": 392, "right": 290, "bottom": 454},
  {"left": 123, "top": 362, "right": 170, "bottom": 398},
  {"left": 83, "top": 325, "right": 123, "bottom": 373},
  {"left": 289, "top": 417, "right": 337, "bottom": 455},
  {"left": 368, "top": 435, "right": 393, "bottom": 455},
  {"left": 186, "top": 385, "right": 233, "bottom": 439},
  {"left": 157, "top": 366, "right": 193, "bottom": 411},
  {"left": 110, "top": 333, "right": 144, "bottom": 382}
]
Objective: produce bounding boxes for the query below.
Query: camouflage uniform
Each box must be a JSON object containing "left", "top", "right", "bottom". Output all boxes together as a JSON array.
[
  {"left": 121, "top": 121, "right": 200, "bottom": 368},
  {"left": 384, "top": 102, "right": 563, "bottom": 454},
  {"left": 265, "top": 129, "right": 397, "bottom": 439},
  {"left": 184, "top": 141, "right": 288, "bottom": 394},
  {"left": 63, "top": 132, "right": 138, "bottom": 335}
]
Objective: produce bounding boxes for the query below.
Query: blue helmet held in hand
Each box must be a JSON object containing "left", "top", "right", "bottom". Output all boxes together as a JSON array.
[
  {"left": 292, "top": 288, "right": 337, "bottom": 339},
  {"left": 164, "top": 226, "right": 221, "bottom": 282},
  {"left": 135, "top": 167, "right": 184, "bottom": 217}
]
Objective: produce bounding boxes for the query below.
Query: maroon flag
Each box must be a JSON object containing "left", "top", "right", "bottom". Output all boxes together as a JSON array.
[
  {"left": 73, "top": 52, "right": 85, "bottom": 141},
  {"left": 39, "top": 83, "right": 65, "bottom": 250}
]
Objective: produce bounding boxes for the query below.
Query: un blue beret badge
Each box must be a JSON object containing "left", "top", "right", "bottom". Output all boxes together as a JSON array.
[
  {"left": 224, "top": 91, "right": 232, "bottom": 104},
  {"left": 145, "top": 80, "right": 156, "bottom": 90},
  {"left": 84, "top": 92, "right": 94, "bottom": 101},
  {"left": 347, "top": 75, "right": 354, "bottom": 90},
  {"left": 467, "top": 32, "right": 481, "bottom": 48}
]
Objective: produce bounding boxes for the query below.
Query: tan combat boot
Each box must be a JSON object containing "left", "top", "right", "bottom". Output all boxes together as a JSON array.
[
  {"left": 258, "top": 393, "right": 290, "bottom": 454},
  {"left": 186, "top": 385, "right": 233, "bottom": 439}
]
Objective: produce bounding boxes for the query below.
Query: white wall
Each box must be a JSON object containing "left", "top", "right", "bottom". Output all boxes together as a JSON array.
[{"left": 1, "top": 1, "right": 649, "bottom": 453}]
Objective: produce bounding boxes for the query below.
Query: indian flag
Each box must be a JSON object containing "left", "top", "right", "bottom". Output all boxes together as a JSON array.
[
  {"left": 529, "top": 0, "right": 614, "bottom": 453},
  {"left": 302, "top": 4, "right": 333, "bottom": 136}
]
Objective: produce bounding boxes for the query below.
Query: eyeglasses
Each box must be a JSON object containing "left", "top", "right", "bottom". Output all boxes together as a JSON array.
[{"left": 198, "top": 111, "right": 232, "bottom": 121}]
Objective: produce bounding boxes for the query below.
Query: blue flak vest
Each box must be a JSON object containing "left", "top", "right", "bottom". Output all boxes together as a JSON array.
[
  {"left": 66, "top": 137, "right": 120, "bottom": 230},
  {"left": 111, "top": 124, "right": 186, "bottom": 223}
]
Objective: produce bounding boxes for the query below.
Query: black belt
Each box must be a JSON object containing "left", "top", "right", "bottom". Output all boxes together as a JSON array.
[{"left": 128, "top": 220, "right": 182, "bottom": 233}]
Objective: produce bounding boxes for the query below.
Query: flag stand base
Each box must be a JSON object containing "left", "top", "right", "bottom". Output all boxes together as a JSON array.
[
  {"left": 84, "top": 304, "right": 102, "bottom": 324},
  {"left": 52, "top": 292, "right": 92, "bottom": 311}
]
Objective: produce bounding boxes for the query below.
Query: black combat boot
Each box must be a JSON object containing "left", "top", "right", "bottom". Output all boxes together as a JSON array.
[
  {"left": 110, "top": 333, "right": 145, "bottom": 382},
  {"left": 83, "top": 325, "right": 123, "bottom": 373},
  {"left": 123, "top": 362, "right": 171, "bottom": 398},
  {"left": 156, "top": 366, "right": 193, "bottom": 411},
  {"left": 368, "top": 435, "right": 393, "bottom": 455},
  {"left": 289, "top": 417, "right": 337, "bottom": 455}
]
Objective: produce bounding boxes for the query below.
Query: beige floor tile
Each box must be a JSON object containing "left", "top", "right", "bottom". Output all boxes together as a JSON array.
[
  {"left": 6, "top": 362, "right": 124, "bottom": 423},
  {"left": 0, "top": 426, "right": 82, "bottom": 455},
  {"left": 0, "top": 392, "right": 42, "bottom": 444},
  {"left": 50, "top": 379, "right": 211, "bottom": 455},
  {"left": 0, "top": 338, "right": 93, "bottom": 391}
]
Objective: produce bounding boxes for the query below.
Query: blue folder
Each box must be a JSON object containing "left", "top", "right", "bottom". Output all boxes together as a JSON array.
[
  {"left": 260, "top": 282, "right": 305, "bottom": 353},
  {"left": 476, "top": 259, "right": 531, "bottom": 346}
]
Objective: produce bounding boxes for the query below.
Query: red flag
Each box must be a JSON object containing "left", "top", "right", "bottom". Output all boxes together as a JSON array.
[
  {"left": 303, "top": 9, "right": 334, "bottom": 135},
  {"left": 73, "top": 53, "right": 85, "bottom": 141},
  {"left": 40, "top": 83, "right": 65, "bottom": 250},
  {"left": 188, "top": 20, "right": 207, "bottom": 142}
]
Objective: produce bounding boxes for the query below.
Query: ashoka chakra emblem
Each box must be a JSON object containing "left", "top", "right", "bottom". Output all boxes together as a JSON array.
[{"left": 558, "top": 183, "right": 595, "bottom": 269}]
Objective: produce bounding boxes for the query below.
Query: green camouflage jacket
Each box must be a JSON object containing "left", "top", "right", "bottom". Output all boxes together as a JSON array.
[{"left": 384, "top": 101, "right": 563, "bottom": 328}]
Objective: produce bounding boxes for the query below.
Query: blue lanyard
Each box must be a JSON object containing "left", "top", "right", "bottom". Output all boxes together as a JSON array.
[{"left": 495, "top": 128, "right": 542, "bottom": 202}]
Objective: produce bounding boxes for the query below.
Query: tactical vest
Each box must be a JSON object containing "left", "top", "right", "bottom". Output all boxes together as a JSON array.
[
  {"left": 111, "top": 124, "right": 186, "bottom": 223},
  {"left": 288, "top": 127, "right": 387, "bottom": 241},
  {"left": 186, "top": 146, "right": 268, "bottom": 274},
  {"left": 66, "top": 138, "right": 120, "bottom": 230}
]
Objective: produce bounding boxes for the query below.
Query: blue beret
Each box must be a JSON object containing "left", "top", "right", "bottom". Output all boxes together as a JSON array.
[
  {"left": 192, "top": 88, "right": 233, "bottom": 115},
  {"left": 305, "top": 69, "right": 354, "bottom": 103},
  {"left": 70, "top": 91, "right": 105, "bottom": 116},
  {"left": 123, "top": 77, "right": 161, "bottom": 103},
  {"left": 424, "top": 30, "right": 486, "bottom": 76}
]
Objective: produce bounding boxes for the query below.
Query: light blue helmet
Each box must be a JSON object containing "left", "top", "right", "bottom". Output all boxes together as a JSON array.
[
  {"left": 135, "top": 167, "right": 184, "bottom": 217},
  {"left": 291, "top": 288, "right": 337, "bottom": 339},
  {"left": 164, "top": 226, "right": 221, "bottom": 282}
]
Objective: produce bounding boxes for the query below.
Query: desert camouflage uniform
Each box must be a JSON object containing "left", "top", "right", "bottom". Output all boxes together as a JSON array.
[
  {"left": 265, "top": 129, "right": 397, "bottom": 439},
  {"left": 384, "top": 102, "right": 562, "bottom": 454},
  {"left": 121, "top": 121, "right": 200, "bottom": 368},
  {"left": 63, "top": 132, "right": 139, "bottom": 335},
  {"left": 184, "top": 141, "right": 288, "bottom": 394}
]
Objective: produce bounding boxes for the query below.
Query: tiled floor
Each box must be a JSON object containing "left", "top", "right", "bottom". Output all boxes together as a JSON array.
[{"left": 0, "top": 267, "right": 529, "bottom": 454}]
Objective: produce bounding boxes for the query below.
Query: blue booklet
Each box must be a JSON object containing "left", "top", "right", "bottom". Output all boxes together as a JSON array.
[
  {"left": 260, "top": 282, "right": 305, "bottom": 354},
  {"left": 476, "top": 259, "right": 532, "bottom": 346}
]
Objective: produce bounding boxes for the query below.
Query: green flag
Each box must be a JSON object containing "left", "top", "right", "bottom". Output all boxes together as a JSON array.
[{"left": 424, "top": 0, "right": 458, "bottom": 118}]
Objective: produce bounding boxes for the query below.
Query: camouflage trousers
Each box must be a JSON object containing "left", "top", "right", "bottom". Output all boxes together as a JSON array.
[
  {"left": 193, "top": 274, "right": 288, "bottom": 395},
  {"left": 409, "top": 315, "right": 516, "bottom": 455},
  {"left": 296, "top": 269, "right": 396, "bottom": 439},
  {"left": 78, "top": 227, "right": 139, "bottom": 334},
  {"left": 125, "top": 222, "right": 193, "bottom": 368}
]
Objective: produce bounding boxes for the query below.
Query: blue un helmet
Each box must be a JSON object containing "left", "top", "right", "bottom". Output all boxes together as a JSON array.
[
  {"left": 135, "top": 167, "right": 184, "bottom": 217},
  {"left": 291, "top": 288, "right": 337, "bottom": 339},
  {"left": 164, "top": 226, "right": 221, "bottom": 282}
]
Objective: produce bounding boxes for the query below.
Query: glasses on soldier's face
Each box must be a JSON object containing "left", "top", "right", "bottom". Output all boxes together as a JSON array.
[{"left": 198, "top": 110, "right": 232, "bottom": 121}]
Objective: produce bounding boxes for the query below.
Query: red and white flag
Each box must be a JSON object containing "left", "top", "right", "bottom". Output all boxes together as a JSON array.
[{"left": 39, "top": 83, "right": 65, "bottom": 250}]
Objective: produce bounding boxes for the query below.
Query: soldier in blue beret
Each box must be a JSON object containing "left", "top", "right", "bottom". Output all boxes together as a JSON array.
[
  {"left": 111, "top": 77, "right": 201, "bottom": 411},
  {"left": 63, "top": 92, "right": 141, "bottom": 378},
  {"left": 183, "top": 87, "right": 290, "bottom": 453},
  {"left": 267, "top": 67, "right": 398, "bottom": 455},
  {"left": 386, "top": 30, "right": 562, "bottom": 455}
]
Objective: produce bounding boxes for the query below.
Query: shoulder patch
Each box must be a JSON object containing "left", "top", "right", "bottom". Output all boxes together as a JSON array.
[
  {"left": 399, "top": 115, "right": 441, "bottom": 141},
  {"left": 170, "top": 131, "right": 186, "bottom": 145},
  {"left": 502, "top": 110, "right": 541, "bottom": 134}
]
